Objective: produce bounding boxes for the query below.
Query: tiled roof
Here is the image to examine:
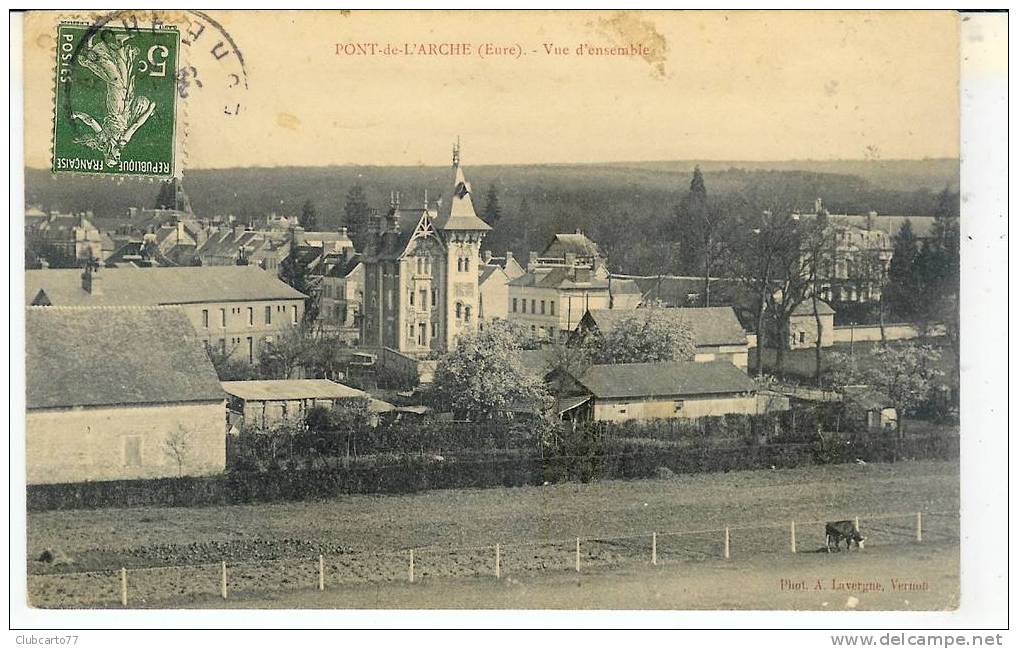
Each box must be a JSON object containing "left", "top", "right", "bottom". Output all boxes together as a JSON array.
[
  {"left": 323, "top": 253, "right": 363, "bottom": 279},
  {"left": 25, "top": 266, "right": 306, "bottom": 307},
  {"left": 482, "top": 254, "right": 525, "bottom": 280},
  {"left": 434, "top": 164, "right": 492, "bottom": 232},
  {"left": 26, "top": 306, "right": 225, "bottom": 409},
  {"left": 540, "top": 232, "right": 604, "bottom": 259},
  {"left": 630, "top": 275, "right": 751, "bottom": 307},
  {"left": 369, "top": 208, "right": 436, "bottom": 261},
  {"left": 573, "top": 360, "right": 757, "bottom": 400},
  {"left": 508, "top": 267, "right": 610, "bottom": 290},
  {"left": 828, "top": 214, "right": 937, "bottom": 240},
  {"left": 196, "top": 228, "right": 289, "bottom": 262},
  {"left": 582, "top": 307, "right": 748, "bottom": 348},
  {"left": 104, "top": 241, "right": 170, "bottom": 268},
  {"left": 518, "top": 348, "right": 556, "bottom": 377},
  {"left": 791, "top": 299, "right": 836, "bottom": 316},
  {"left": 221, "top": 379, "right": 366, "bottom": 401},
  {"left": 478, "top": 263, "right": 507, "bottom": 285}
]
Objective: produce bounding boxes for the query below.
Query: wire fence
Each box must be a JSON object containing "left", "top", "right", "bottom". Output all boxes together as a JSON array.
[{"left": 27, "top": 509, "right": 959, "bottom": 608}]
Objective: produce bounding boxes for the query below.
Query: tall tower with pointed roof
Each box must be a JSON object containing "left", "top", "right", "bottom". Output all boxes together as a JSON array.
[
  {"left": 360, "top": 141, "right": 491, "bottom": 355},
  {"left": 435, "top": 139, "right": 491, "bottom": 349}
]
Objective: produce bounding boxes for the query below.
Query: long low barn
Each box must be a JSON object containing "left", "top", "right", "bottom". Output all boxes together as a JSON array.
[
  {"left": 553, "top": 360, "right": 759, "bottom": 422},
  {"left": 26, "top": 306, "right": 227, "bottom": 484}
]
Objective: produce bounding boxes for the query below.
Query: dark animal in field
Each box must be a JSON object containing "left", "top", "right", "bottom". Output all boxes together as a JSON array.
[{"left": 825, "top": 520, "right": 865, "bottom": 552}]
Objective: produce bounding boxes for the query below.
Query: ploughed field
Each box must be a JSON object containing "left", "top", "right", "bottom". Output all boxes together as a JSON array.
[{"left": 27, "top": 460, "right": 959, "bottom": 608}]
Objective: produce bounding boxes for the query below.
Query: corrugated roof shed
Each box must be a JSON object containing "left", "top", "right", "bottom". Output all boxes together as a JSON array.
[
  {"left": 26, "top": 306, "right": 225, "bottom": 409},
  {"left": 574, "top": 360, "right": 757, "bottom": 400},
  {"left": 582, "top": 307, "right": 748, "bottom": 348},
  {"left": 25, "top": 266, "right": 306, "bottom": 306}
]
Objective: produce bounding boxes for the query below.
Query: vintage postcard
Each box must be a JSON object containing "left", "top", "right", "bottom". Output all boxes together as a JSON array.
[{"left": 10, "top": 7, "right": 1009, "bottom": 634}]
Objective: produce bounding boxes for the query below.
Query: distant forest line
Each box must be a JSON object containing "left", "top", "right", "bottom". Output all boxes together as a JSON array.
[{"left": 25, "top": 159, "right": 959, "bottom": 275}]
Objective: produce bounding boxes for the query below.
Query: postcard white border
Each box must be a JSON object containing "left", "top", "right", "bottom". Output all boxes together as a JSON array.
[{"left": 5, "top": 4, "right": 1010, "bottom": 640}]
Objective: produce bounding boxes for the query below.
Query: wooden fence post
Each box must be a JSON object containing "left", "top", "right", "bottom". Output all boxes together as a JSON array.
[
  {"left": 318, "top": 554, "right": 325, "bottom": 591},
  {"left": 221, "top": 561, "right": 228, "bottom": 599},
  {"left": 651, "top": 532, "right": 657, "bottom": 566},
  {"left": 575, "top": 538, "right": 581, "bottom": 572},
  {"left": 790, "top": 521, "right": 797, "bottom": 554},
  {"left": 724, "top": 527, "right": 731, "bottom": 559},
  {"left": 120, "top": 567, "right": 127, "bottom": 607},
  {"left": 916, "top": 512, "right": 923, "bottom": 543},
  {"left": 409, "top": 549, "right": 415, "bottom": 583},
  {"left": 495, "top": 544, "right": 501, "bottom": 579}
]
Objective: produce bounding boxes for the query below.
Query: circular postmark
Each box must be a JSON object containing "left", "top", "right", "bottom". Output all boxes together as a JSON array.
[{"left": 53, "top": 9, "right": 248, "bottom": 178}]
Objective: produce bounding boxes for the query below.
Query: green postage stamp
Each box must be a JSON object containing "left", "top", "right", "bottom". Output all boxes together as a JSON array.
[{"left": 52, "top": 22, "right": 180, "bottom": 178}]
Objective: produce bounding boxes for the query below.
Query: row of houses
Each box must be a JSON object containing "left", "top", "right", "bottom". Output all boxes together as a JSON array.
[
  {"left": 27, "top": 265, "right": 307, "bottom": 364},
  {"left": 26, "top": 149, "right": 857, "bottom": 357},
  {"left": 22, "top": 147, "right": 902, "bottom": 488}
]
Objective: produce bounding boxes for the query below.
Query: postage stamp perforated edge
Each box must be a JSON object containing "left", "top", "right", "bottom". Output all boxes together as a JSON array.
[{"left": 47, "top": 11, "right": 190, "bottom": 182}]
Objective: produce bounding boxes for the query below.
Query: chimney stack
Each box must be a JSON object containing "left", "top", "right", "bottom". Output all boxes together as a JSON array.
[
  {"left": 81, "top": 259, "right": 103, "bottom": 295},
  {"left": 528, "top": 251, "right": 538, "bottom": 272},
  {"left": 367, "top": 208, "right": 381, "bottom": 237},
  {"left": 483, "top": 250, "right": 493, "bottom": 264},
  {"left": 505, "top": 251, "right": 514, "bottom": 267}
]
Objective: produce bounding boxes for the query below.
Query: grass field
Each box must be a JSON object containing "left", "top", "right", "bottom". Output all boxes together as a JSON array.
[{"left": 26, "top": 459, "right": 959, "bottom": 609}]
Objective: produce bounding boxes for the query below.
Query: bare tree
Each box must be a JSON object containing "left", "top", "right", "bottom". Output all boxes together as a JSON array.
[
  {"left": 801, "top": 215, "right": 837, "bottom": 384},
  {"left": 163, "top": 425, "right": 194, "bottom": 477},
  {"left": 725, "top": 202, "right": 803, "bottom": 377}
]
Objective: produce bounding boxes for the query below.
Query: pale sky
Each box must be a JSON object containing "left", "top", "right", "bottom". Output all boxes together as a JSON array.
[{"left": 22, "top": 10, "right": 960, "bottom": 168}]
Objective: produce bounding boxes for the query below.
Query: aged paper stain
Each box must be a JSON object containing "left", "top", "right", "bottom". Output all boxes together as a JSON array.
[
  {"left": 276, "top": 112, "right": 301, "bottom": 130},
  {"left": 597, "top": 11, "right": 668, "bottom": 78}
]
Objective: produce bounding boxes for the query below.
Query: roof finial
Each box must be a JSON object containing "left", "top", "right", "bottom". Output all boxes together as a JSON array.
[
  {"left": 424, "top": 188, "right": 429, "bottom": 209},
  {"left": 452, "top": 136, "right": 461, "bottom": 167}
]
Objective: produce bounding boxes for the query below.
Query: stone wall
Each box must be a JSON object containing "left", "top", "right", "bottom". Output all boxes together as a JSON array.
[{"left": 26, "top": 400, "right": 226, "bottom": 484}]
